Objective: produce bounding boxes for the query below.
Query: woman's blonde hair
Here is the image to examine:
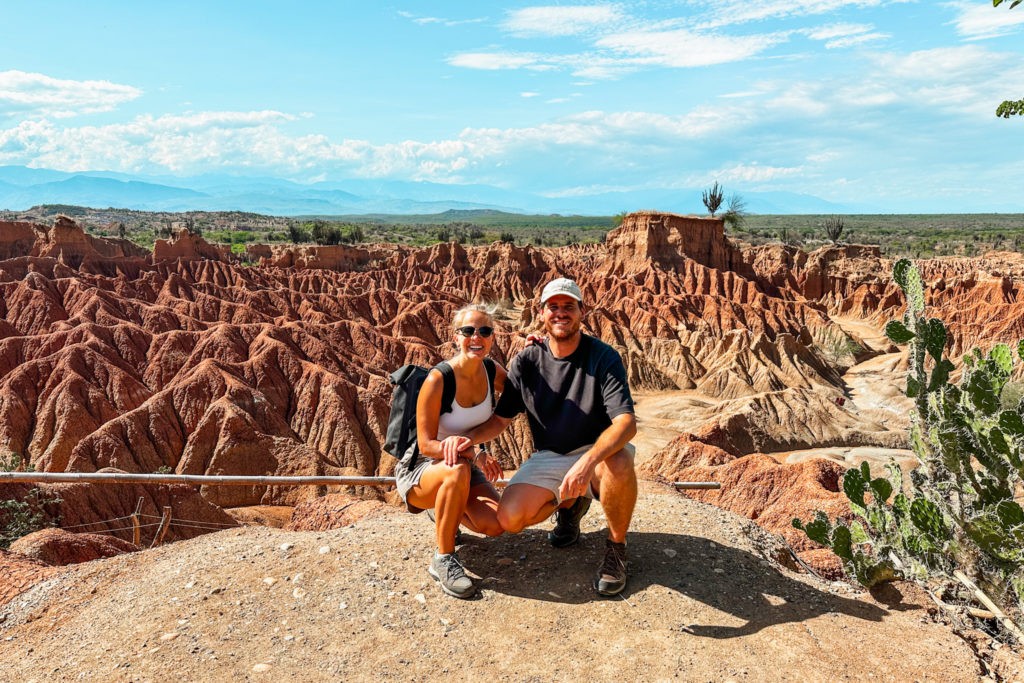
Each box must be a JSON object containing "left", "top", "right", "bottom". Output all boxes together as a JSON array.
[{"left": 452, "top": 302, "right": 497, "bottom": 329}]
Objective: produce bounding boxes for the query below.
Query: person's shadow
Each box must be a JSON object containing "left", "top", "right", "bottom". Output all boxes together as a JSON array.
[{"left": 457, "top": 529, "right": 899, "bottom": 639}]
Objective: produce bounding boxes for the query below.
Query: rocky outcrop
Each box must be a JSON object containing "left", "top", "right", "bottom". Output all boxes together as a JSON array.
[
  {"left": 152, "top": 229, "right": 234, "bottom": 263},
  {"left": 604, "top": 212, "right": 747, "bottom": 275},
  {"left": 286, "top": 493, "right": 393, "bottom": 531},
  {"left": 10, "top": 527, "right": 138, "bottom": 566},
  {"left": 640, "top": 435, "right": 854, "bottom": 574},
  {"left": 2, "top": 212, "right": 1023, "bottom": 561},
  {"left": 0, "top": 548, "right": 59, "bottom": 606}
]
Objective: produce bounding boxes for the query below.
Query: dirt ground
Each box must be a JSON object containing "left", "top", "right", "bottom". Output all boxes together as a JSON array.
[{"left": 2, "top": 481, "right": 1018, "bottom": 683}]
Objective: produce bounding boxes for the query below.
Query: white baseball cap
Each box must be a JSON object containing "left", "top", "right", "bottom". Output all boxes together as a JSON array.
[{"left": 540, "top": 277, "right": 583, "bottom": 304}]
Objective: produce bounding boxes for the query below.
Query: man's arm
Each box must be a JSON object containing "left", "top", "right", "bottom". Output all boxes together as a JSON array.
[
  {"left": 558, "top": 412, "right": 637, "bottom": 502},
  {"left": 447, "top": 413, "right": 514, "bottom": 457}
]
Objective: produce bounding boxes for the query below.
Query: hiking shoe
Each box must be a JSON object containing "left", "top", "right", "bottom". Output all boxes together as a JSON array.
[
  {"left": 548, "top": 496, "right": 591, "bottom": 548},
  {"left": 593, "top": 539, "right": 628, "bottom": 597},
  {"left": 426, "top": 508, "right": 463, "bottom": 544},
  {"left": 428, "top": 551, "right": 475, "bottom": 599}
]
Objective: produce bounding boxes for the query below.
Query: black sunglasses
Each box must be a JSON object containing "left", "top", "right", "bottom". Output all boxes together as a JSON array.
[{"left": 456, "top": 325, "right": 494, "bottom": 338}]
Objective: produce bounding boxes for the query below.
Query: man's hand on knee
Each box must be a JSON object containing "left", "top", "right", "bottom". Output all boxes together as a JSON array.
[{"left": 558, "top": 458, "right": 596, "bottom": 502}]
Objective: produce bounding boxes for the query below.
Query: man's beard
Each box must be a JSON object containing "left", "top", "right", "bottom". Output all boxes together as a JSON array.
[{"left": 544, "top": 317, "right": 580, "bottom": 340}]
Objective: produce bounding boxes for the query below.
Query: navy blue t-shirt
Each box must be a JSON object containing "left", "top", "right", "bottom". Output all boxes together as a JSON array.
[{"left": 495, "top": 334, "right": 634, "bottom": 454}]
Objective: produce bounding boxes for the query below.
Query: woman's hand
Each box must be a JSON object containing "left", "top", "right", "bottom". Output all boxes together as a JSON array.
[
  {"left": 475, "top": 450, "right": 503, "bottom": 482},
  {"left": 440, "top": 435, "right": 472, "bottom": 466}
]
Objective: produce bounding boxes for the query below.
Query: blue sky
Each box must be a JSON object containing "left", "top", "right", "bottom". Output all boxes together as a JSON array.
[{"left": 1, "top": 1, "right": 1023, "bottom": 212}]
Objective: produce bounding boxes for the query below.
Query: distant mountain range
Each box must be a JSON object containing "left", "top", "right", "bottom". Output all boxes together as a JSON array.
[{"left": 0, "top": 165, "right": 867, "bottom": 216}]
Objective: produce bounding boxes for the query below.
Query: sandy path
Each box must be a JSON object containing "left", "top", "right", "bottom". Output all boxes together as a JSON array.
[{"left": 0, "top": 482, "right": 994, "bottom": 682}]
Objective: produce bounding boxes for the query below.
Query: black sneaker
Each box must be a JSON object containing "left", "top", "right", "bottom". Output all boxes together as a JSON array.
[
  {"left": 548, "top": 496, "right": 591, "bottom": 548},
  {"left": 593, "top": 539, "right": 627, "bottom": 596},
  {"left": 426, "top": 508, "right": 463, "bottom": 544},
  {"left": 428, "top": 551, "right": 475, "bottom": 599}
]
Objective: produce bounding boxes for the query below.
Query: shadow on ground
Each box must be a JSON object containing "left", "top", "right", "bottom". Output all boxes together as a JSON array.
[{"left": 457, "top": 529, "right": 903, "bottom": 639}]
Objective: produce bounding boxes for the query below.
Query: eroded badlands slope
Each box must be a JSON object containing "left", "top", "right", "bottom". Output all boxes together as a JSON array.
[{"left": 1, "top": 213, "right": 1023, "bottom": 561}]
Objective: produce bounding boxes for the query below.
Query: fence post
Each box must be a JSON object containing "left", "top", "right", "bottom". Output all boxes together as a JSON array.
[
  {"left": 151, "top": 506, "right": 172, "bottom": 548},
  {"left": 131, "top": 497, "right": 144, "bottom": 546}
]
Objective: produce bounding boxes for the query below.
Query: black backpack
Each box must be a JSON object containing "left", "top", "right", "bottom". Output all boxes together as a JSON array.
[{"left": 384, "top": 358, "right": 496, "bottom": 468}]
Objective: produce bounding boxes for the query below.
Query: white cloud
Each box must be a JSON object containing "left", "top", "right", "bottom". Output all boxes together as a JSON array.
[
  {"left": 0, "top": 70, "right": 141, "bottom": 118},
  {"left": 502, "top": 5, "right": 625, "bottom": 37},
  {"left": 521, "top": 91, "right": 541, "bottom": 98},
  {"left": 711, "top": 163, "right": 804, "bottom": 183},
  {"left": 597, "top": 28, "right": 787, "bottom": 67},
  {"left": 805, "top": 23, "right": 874, "bottom": 41},
  {"left": 447, "top": 52, "right": 541, "bottom": 70},
  {"left": 823, "top": 32, "right": 888, "bottom": 48},
  {"left": 697, "top": 0, "right": 892, "bottom": 29},
  {"left": 947, "top": 1, "right": 1024, "bottom": 39},
  {"left": 398, "top": 10, "right": 486, "bottom": 27}
]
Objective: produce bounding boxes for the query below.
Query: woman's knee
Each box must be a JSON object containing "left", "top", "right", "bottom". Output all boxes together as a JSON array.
[{"left": 441, "top": 461, "right": 472, "bottom": 489}]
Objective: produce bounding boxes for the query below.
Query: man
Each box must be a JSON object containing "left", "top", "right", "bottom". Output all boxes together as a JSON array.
[{"left": 456, "top": 277, "right": 638, "bottom": 596}]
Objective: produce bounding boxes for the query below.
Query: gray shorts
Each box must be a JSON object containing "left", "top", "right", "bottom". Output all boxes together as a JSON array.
[
  {"left": 394, "top": 456, "right": 489, "bottom": 513},
  {"left": 507, "top": 443, "right": 636, "bottom": 504}
]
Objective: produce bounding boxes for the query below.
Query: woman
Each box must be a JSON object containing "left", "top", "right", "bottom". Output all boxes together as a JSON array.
[{"left": 394, "top": 303, "right": 505, "bottom": 599}]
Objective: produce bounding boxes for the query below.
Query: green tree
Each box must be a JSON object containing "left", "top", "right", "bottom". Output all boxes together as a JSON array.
[{"left": 995, "top": 0, "right": 1022, "bottom": 116}]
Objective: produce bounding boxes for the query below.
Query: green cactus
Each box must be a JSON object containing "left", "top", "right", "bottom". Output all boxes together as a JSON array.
[{"left": 795, "top": 258, "right": 1024, "bottom": 635}]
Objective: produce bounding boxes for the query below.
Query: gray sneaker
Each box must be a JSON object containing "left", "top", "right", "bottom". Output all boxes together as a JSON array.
[{"left": 428, "top": 552, "right": 475, "bottom": 599}]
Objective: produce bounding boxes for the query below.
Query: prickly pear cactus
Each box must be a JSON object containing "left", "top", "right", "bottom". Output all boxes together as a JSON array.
[{"left": 795, "top": 258, "right": 1024, "bottom": 634}]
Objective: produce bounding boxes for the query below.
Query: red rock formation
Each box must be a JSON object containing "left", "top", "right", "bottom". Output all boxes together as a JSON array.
[
  {"left": 2, "top": 212, "right": 1023, "bottom": 561},
  {"left": 152, "top": 229, "right": 234, "bottom": 263},
  {"left": 640, "top": 435, "right": 854, "bottom": 574},
  {"left": 0, "top": 548, "right": 59, "bottom": 607},
  {"left": 286, "top": 493, "right": 393, "bottom": 531},
  {"left": 10, "top": 527, "right": 138, "bottom": 565}
]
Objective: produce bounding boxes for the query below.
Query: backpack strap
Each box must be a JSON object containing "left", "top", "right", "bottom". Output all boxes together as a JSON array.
[
  {"left": 434, "top": 361, "right": 457, "bottom": 415},
  {"left": 483, "top": 358, "right": 496, "bottom": 409}
]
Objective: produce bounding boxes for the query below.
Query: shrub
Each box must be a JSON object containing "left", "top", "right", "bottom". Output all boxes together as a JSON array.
[
  {"left": 794, "top": 259, "right": 1024, "bottom": 638},
  {"left": 722, "top": 193, "right": 747, "bottom": 231},
  {"left": 0, "top": 453, "right": 61, "bottom": 549}
]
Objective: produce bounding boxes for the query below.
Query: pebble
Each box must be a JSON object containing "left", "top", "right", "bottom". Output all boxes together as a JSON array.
[
  {"left": 339, "top": 602, "right": 348, "bottom": 610},
  {"left": 292, "top": 588, "right": 307, "bottom": 599},
  {"left": 497, "top": 557, "right": 514, "bottom": 566},
  {"left": 319, "top": 546, "right": 331, "bottom": 554},
  {"left": 159, "top": 633, "right": 179, "bottom": 642},
  {"left": 415, "top": 594, "right": 427, "bottom": 605},
  {"left": 253, "top": 663, "right": 272, "bottom": 673},
  {"left": 279, "top": 543, "right": 294, "bottom": 551},
  {"left": 663, "top": 549, "right": 677, "bottom": 558},
  {"left": 263, "top": 577, "right": 277, "bottom": 586}
]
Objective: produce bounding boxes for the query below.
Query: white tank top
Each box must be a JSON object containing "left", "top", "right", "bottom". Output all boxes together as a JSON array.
[{"left": 437, "top": 381, "right": 493, "bottom": 440}]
